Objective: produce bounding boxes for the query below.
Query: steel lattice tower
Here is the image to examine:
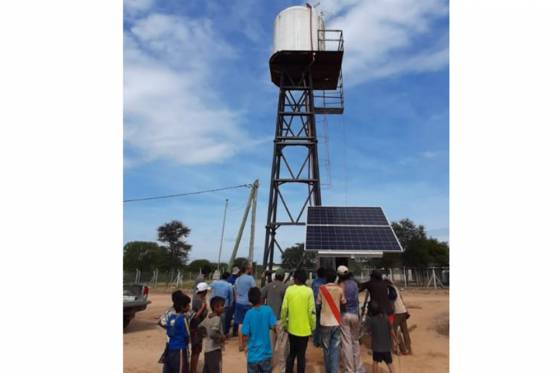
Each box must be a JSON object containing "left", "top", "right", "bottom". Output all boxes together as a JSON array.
[{"left": 262, "top": 19, "right": 344, "bottom": 276}]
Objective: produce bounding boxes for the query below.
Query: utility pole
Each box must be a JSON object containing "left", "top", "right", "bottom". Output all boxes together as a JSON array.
[
  {"left": 229, "top": 180, "right": 259, "bottom": 269},
  {"left": 248, "top": 180, "right": 259, "bottom": 263},
  {"left": 217, "top": 198, "right": 229, "bottom": 274}
]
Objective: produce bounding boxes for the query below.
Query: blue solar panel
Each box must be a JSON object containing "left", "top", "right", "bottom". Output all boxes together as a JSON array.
[
  {"left": 307, "top": 207, "right": 388, "bottom": 225},
  {"left": 305, "top": 206, "right": 402, "bottom": 253}
]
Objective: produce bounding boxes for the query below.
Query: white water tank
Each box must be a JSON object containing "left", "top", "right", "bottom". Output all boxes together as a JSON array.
[{"left": 272, "top": 5, "right": 325, "bottom": 54}]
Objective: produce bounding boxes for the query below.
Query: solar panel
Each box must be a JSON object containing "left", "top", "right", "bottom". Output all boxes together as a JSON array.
[
  {"left": 305, "top": 206, "right": 403, "bottom": 254},
  {"left": 307, "top": 206, "right": 388, "bottom": 225}
]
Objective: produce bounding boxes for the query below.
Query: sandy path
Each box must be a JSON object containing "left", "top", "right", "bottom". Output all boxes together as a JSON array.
[{"left": 124, "top": 289, "right": 448, "bottom": 373}]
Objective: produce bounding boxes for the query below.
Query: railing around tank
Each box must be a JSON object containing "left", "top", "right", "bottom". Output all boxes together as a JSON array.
[
  {"left": 318, "top": 29, "right": 344, "bottom": 52},
  {"left": 314, "top": 74, "right": 344, "bottom": 114}
]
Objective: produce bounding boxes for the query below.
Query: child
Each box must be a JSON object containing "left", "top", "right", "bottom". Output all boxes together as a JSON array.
[
  {"left": 190, "top": 282, "right": 210, "bottom": 373},
  {"left": 159, "top": 290, "right": 186, "bottom": 364},
  {"left": 159, "top": 290, "right": 186, "bottom": 328},
  {"left": 200, "top": 296, "right": 227, "bottom": 373},
  {"left": 369, "top": 301, "right": 395, "bottom": 373},
  {"left": 241, "top": 287, "right": 277, "bottom": 373},
  {"left": 163, "top": 292, "right": 192, "bottom": 373}
]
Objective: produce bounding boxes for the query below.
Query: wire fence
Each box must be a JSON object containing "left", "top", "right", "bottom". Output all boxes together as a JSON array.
[
  {"left": 353, "top": 267, "right": 449, "bottom": 288},
  {"left": 123, "top": 269, "right": 200, "bottom": 289},
  {"left": 124, "top": 266, "right": 449, "bottom": 289}
]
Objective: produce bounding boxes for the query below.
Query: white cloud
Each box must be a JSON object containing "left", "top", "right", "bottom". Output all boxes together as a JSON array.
[
  {"left": 225, "top": 0, "right": 266, "bottom": 43},
  {"left": 321, "top": 0, "right": 448, "bottom": 85},
  {"left": 420, "top": 150, "right": 439, "bottom": 159},
  {"left": 124, "top": 0, "right": 154, "bottom": 17},
  {"left": 124, "top": 12, "right": 247, "bottom": 166}
]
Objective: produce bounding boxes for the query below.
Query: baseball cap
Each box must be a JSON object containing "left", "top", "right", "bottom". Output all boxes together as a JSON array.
[
  {"left": 196, "top": 282, "right": 211, "bottom": 293},
  {"left": 231, "top": 266, "right": 240, "bottom": 275},
  {"left": 274, "top": 268, "right": 285, "bottom": 277},
  {"left": 337, "top": 265, "right": 349, "bottom": 275}
]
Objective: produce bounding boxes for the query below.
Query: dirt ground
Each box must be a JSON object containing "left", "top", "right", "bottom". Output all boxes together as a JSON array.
[{"left": 124, "top": 288, "right": 448, "bottom": 373}]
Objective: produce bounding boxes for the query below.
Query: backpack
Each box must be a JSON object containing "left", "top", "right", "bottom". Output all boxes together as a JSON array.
[{"left": 387, "top": 285, "right": 398, "bottom": 301}]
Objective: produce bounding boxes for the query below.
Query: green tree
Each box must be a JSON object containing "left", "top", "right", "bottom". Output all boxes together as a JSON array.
[
  {"left": 391, "top": 219, "right": 449, "bottom": 267},
  {"left": 281, "top": 243, "right": 317, "bottom": 270},
  {"left": 211, "top": 262, "right": 229, "bottom": 274},
  {"left": 401, "top": 236, "right": 449, "bottom": 267},
  {"left": 231, "top": 257, "right": 249, "bottom": 270},
  {"left": 391, "top": 219, "right": 427, "bottom": 250},
  {"left": 366, "top": 219, "right": 449, "bottom": 268},
  {"left": 123, "top": 241, "right": 166, "bottom": 272},
  {"left": 187, "top": 259, "right": 214, "bottom": 274},
  {"left": 157, "top": 220, "right": 192, "bottom": 271},
  {"left": 427, "top": 239, "right": 449, "bottom": 267}
]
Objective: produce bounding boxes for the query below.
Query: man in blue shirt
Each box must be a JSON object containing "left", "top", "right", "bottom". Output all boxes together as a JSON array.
[
  {"left": 311, "top": 267, "right": 326, "bottom": 347},
  {"left": 241, "top": 287, "right": 277, "bottom": 373},
  {"left": 211, "top": 272, "right": 234, "bottom": 336},
  {"left": 235, "top": 262, "right": 257, "bottom": 348}
]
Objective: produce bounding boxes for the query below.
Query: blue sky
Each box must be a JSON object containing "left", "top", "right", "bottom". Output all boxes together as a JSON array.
[{"left": 123, "top": 0, "right": 449, "bottom": 263}]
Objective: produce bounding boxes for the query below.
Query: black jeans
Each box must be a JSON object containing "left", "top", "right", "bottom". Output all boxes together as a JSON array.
[
  {"left": 163, "top": 348, "right": 189, "bottom": 373},
  {"left": 225, "top": 302, "right": 235, "bottom": 336},
  {"left": 202, "top": 350, "right": 221, "bottom": 373},
  {"left": 286, "top": 334, "right": 309, "bottom": 373}
]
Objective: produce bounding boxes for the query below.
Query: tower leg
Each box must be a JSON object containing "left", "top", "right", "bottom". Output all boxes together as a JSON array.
[{"left": 261, "top": 71, "right": 322, "bottom": 283}]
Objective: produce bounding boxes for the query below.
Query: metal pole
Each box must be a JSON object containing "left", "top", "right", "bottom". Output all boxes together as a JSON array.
[
  {"left": 403, "top": 267, "right": 407, "bottom": 288},
  {"left": 217, "top": 198, "right": 229, "bottom": 273},
  {"left": 229, "top": 183, "right": 256, "bottom": 269},
  {"left": 248, "top": 180, "right": 259, "bottom": 264}
]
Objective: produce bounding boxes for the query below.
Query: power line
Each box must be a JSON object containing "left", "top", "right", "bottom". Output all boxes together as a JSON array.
[{"left": 123, "top": 184, "right": 251, "bottom": 203}]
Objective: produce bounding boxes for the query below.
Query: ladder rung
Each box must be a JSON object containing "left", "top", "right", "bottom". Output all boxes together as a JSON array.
[
  {"left": 275, "top": 178, "right": 318, "bottom": 183},
  {"left": 279, "top": 112, "right": 314, "bottom": 115}
]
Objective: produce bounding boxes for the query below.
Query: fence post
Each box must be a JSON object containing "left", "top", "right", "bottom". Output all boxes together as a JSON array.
[
  {"left": 135, "top": 269, "right": 140, "bottom": 283},
  {"left": 176, "top": 271, "right": 183, "bottom": 288},
  {"left": 167, "top": 269, "right": 174, "bottom": 289},
  {"left": 151, "top": 269, "right": 158, "bottom": 288}
]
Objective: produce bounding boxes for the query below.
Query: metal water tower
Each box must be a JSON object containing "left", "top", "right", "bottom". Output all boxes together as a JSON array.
[{"left": 262, "top": 5, "right": 344, "bottom": 275}]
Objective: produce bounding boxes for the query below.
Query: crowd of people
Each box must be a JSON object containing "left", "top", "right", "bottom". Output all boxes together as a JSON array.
[{"left": 158, "top": 262, "right": 412, "bottom": 373}]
